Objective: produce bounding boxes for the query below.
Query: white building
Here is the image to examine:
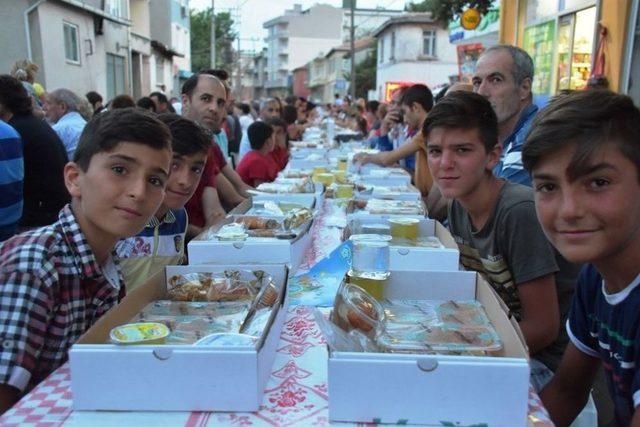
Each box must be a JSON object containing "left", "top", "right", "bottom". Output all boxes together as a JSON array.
[
  {"left": 0, "top": 0, "right": 131, "bottom": 100},
  {"left": 373, "top": 13, "right": 459, "bottom": 100},
  {"left": 149, "top": 0, "right": 191, "bottom": 98},
  {"left": 263, "top": 4, "right": 343, "bottom": 96},
  {"left": 342, "top": 6, "right": 404, "bottom": 41}
]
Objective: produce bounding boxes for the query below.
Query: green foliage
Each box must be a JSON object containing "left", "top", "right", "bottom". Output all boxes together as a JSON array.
[
  {"left": 190, "top": 8, "right": 237, "bottom": 72},
  {"left": 344, "top": 49, "right": 377, "bottom": 99},
  {"left": 405, "top": 0, "right": 493, "bottom": 27}
]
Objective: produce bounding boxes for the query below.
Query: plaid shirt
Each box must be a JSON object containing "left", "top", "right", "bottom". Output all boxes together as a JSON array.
[{"left": 0, "top": 204, "right": 124, "bottom": 392}]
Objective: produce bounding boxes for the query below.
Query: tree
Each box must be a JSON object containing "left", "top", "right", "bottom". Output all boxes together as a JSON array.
[
  {"left": 190, "top": 8, "right": 237, "bottom": 72},
  {"left": 405, "top": 0, "right": 493, "bottom": 27},
  {"left": 345, "top": 49, "right": 377, "bottom": 99}
]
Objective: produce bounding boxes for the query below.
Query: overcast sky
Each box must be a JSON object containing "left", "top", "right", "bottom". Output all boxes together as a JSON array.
[{"left": 189, "top": 0, "right": 410, "bottom": 52}]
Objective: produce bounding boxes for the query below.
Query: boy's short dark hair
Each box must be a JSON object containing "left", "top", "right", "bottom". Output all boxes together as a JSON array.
[
  {"left": 365, "top": 100, "right": 380, "bottom": 114},
  {"left": 523, "top": 90, "right": 640, "bottom": 181},
  {"left": 0, "top": 75, "right": 32, "bottom": 115},
  {"left": 156, "top": 113, "right": 210, "bottom": 157},
  {"left": 136, "top": 96, "right": 156, "bottom": 112},
  {"left": 282, "top": 105, "right": 297, "bottom": 125},
  {"left": 267, "top": 117, "right": 286, "bottom": 130},
  {"left": 237, "top": 102, "right": 251, "bottom": 115},
  {"left": 86, "top": 91, "right": 103, "bottom": 106},
  {"left": 247, "top": 121, "right": 274, "bottom": 150},
  {"left": 73, "top": 108, "right": 172, "bottom": 171},
  {"left": 110, "top": 94, "right": 135, "bottom": 109},
  {"left": 400, "top": 84, "right": 434, "bottom": 112},
  {"left": 422, "top": 91, "right": 498, "bottom": 152},
  {"left": 149, "top": 91, "right": 168, "bottom": 104}
]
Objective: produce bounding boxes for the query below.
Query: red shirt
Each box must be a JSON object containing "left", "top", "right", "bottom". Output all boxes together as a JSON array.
[
  {"left": 236, "top": 150, "right": 279, "bottom": 188},
  {"left": 269, "top": 145, "right": 289, "bottom": 171},
  {"left": 185, "top": 146, "right": 219, "bottom": 228},
  {"left": 210, "top": 141, "right": 227, "bottom": 169}
]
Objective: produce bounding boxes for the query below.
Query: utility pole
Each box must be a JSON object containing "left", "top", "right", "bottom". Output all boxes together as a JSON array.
[
  {"left": 349, "top": 0, "right": 356, "bottom": 101},
  {"left": 210, "top": 0, "right": 216, "bottom": 68}
]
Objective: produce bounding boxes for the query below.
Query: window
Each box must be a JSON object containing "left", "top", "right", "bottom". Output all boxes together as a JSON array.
[
  {"left": 390, "top": 31, "right": 396, "bottom": 60},
  {"left": 379, "top": 38, "right": 384, "bottom": 63},
  {"left": 155, "top": 54, "right": 164, "bottom": 84},
  {"left": 106, "top": 53, "right": 126, "bottom": 100},
  {"left": 107, "top": 0, "right": 126, "bottom": 19},
  {"left": 422, "top": 29, "right": 436, "bottom": 57},
  {"left": 63, "top": 22, "right": 80, "bottom": 64}
]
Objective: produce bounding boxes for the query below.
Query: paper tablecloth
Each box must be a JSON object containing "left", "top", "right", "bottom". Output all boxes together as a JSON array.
[{"left": 0, "top": 200, "right": 554, "bottom": 426}]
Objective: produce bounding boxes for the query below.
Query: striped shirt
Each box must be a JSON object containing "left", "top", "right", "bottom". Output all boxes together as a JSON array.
[
  {"left": 115, "top": 208, "right": 187, "bottom": 292},
  {"left": 0, "top": 120, "right": 23, "bottom": 232},
  {"left": 493, "top": 103, "right": 538, "bottom": 187},
  {"left": 0, "top": 205, "right": 123, "bottom": 392}
]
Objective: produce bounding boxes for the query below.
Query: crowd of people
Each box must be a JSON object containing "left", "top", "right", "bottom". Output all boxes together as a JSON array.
[{"left": 0, "top": 44, "right": 639, "bottom": 427}]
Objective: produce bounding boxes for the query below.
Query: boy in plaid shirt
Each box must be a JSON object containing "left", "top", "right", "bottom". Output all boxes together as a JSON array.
[{"left": 0, "top": 108, "right": 172, "bottom": 413}]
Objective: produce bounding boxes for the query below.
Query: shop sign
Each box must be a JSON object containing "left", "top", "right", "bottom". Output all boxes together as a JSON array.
[
  {"left": 449, "top": 0, "right": 500, "bottom": 43},
  {"left": 384, "top": 81, "right": 419, "bottom": 102},
  {"left": 461, "top": 8, "right": 482, "bottom": 30}
]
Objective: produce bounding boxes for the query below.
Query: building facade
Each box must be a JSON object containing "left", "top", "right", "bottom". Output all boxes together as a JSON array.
[
  {"left": 262, "top": 4, "right": 343, "bottom": 96},
  {"left": 0, "top": 0, "right": 131, "bottom": 101},
  {"left": 373, "top": 13, "right": 459, "bottom": 101}
]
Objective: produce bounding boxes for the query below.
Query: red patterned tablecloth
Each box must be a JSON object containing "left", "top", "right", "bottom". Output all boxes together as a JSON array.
[{"left": 0, "top": 200, "right": 554, "bottom": 426}]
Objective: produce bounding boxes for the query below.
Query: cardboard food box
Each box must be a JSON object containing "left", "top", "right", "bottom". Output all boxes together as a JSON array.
[
  {"left": 346, "top": 199, "right": 427, "bottom": 222},
  {"left": 187, "top": 217, "right": 313, "bottom": 271},
  {"left": 355, "top": 183, "right": 422, "bottom": 201},
  {"left": 345, "top": 217, "right": 459, "bottom": 271},
  {"left": 328, "top": 270, "right": 530, "bottom": 426},
  {"left": 70, "top": 264, "right": 289, "bottom": 412},
  {"left": 230, "top": 196, "right": 316, "bottom": 216}
]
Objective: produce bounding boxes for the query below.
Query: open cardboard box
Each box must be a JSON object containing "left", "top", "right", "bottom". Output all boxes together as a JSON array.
[
  {"left": 69, "top": 264, "right": 289, "bottom": 412},
  {"left": 229, "top": 197, "right": 316, "bottom": 217},
  {"left": 250, "top": 193, "right": 317, "bottom": 211},
  {"left": 355, "top": 183, "right": 422, "bottom": 201},
  {"left": 328, "top": 269, "right": 530, "bottom": 426},
  {"left": 345, "top": 217, "right": 459, "bottom": 271},
  {"left": 346, "top": 199, "right": 427, "bottom": 222},
  {"left": 187, "top": 217, "right": 313, "bottom": 271}
]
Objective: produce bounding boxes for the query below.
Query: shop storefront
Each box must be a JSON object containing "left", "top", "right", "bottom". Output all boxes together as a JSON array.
[
  {"left": 519, "top": 0, "right": 598, "bottom": 102},
  {"left": 500, "top": 0, "right": 636, "bottom": 97}
]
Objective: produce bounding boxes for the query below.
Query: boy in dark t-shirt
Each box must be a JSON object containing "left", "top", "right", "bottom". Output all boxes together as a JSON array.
[
  {"left": 423, "top": 92, "right": 578, "bottom": 391},
  {"left": 237, "top": 121, "right": 278, "bottom": 188},
  {"left": 523, "top": 90, "right": 640, "bottom": 427}
]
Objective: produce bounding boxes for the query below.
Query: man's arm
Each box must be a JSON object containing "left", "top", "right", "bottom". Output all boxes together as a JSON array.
[
  {"left": 357, "top": 138, "right": 420, "bottom": 167},
  {"left": 220, "top": 164, "right": 253, "bottom": 197},
  {"left": 540, "top": 343, "right": 600, "bottom": 426},
  {"left": 0, "top": 384, "right": 20, "bottom": 415},
  {"left": 517, "top": 274, "right": 560, "bottom": 354},
  {"left": 202, "top": 186, "right": 226, "bottom": 227},
  {"left": 216, "top": 171, "right": 246, "bottom": 209}
]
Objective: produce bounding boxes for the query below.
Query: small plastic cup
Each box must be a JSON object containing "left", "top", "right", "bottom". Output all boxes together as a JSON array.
[
  {"left": 336, "top": 184, "right": 354, "bottom": 198},
  {"left": 315, "top": 173, "right": 335, "bottom": 186},
  {"left": 389, "top": 218, "right": 420, "bottom": 240},
  {"left": 313, "top": 166, "right": 327, "bottom": 175},
  {"left": 337, "top": 157, "right": 348, "bottom": 171}
]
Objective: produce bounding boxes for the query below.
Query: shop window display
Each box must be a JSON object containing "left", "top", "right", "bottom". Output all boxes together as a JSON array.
[{"left": 556, "top": 7, "right": 596, "bottom": 91}]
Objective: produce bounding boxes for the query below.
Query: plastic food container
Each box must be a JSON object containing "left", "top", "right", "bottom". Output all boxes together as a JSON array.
[
  {"left": 331, "top": 281, "right": 385, "bottom": 339},
  {"left": 194, "top": 332, "right": 257, "bottom": 348},
  {"left": 110, "top": 322, "right": 170, "bottom": 345},
  {"left": 349, "top": 234, "right": 392, "bottom": 279},
  {"left": 389, "top": 218, "right": 420, "bottom": 240},
  {"left": 377, "top": 323, "right": 502, "bottom": 354},
  {"left": 336, "top": 184, "right": 354, "bottom": 198},
  {"left": 377, "top": 299, "right": 502, "bottom": 354}
]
